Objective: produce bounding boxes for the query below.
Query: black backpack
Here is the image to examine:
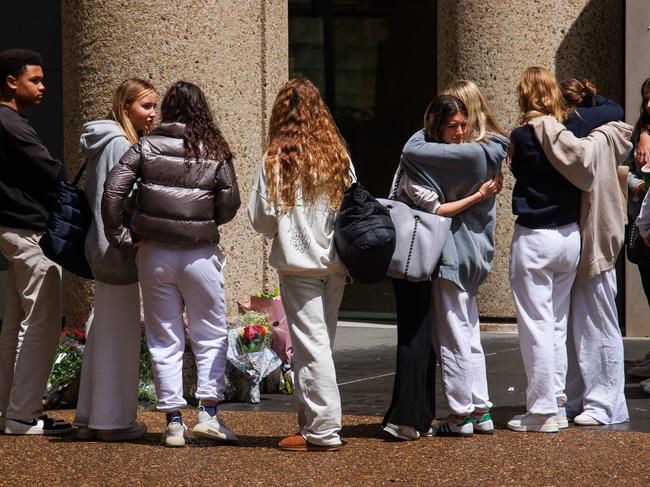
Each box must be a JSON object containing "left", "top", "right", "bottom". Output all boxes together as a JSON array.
[
  {"left": 334, "top": 182, "right": 396, "bottom": 283},
  {"left": 39, "top": 163, "right": 94, "bottom": 279}
]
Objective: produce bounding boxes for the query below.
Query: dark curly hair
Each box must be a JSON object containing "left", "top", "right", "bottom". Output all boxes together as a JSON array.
[{"left": 160, "top": 81, "right": 232, "bottom": 165}]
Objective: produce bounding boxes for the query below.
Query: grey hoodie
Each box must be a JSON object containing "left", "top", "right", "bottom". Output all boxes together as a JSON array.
[
  {"left": 400, "top": 130, "right": 508, "bottom": 294},
  {"left": 81, "top": 120, "right": 138, "bottom": 284}
]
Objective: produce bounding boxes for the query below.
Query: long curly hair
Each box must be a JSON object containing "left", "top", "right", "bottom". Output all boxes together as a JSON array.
[
  {"left": 517, "top": 67, "right": 567, "bottom": 124},
  {"left": 265, "top": 78, "right": 350, "bottom": 210},
  {"left": 160, "top": 81, "right": 232, "bottom": 165}
]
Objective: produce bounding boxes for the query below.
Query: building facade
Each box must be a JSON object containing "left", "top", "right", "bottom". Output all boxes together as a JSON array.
[{"left": 1, "top": 0, "right": 649, "bottom": 335}]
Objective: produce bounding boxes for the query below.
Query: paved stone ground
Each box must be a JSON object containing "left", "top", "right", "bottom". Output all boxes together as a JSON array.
[{"left": 1, "top": 325, "right": 650, "bottom": 486}]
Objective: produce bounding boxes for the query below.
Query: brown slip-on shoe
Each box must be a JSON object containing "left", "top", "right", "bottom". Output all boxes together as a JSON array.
[{"left": 278, "top": 435, "right": 343, "bottom": 452}]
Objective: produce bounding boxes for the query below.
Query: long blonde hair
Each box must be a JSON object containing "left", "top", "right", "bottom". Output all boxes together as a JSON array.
[
  {"left": 265, "top": 78, "right": 350, "bottom": 211},
  {"left": 517, "top": 67, "right": 567, "bottom": 124},
  {"left": 442, "top": 79, "right": 505, "bottom": 141},
  {"left": 108, "top": 78, "right": 155, "bottom": 144}
]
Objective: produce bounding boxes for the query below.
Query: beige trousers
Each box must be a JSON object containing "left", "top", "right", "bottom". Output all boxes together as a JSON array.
[
  {"left": 0, "top": 227, "right": 62, "bottom": 422},
  {"left": 279, "top": 272, "right": 346, "bottom": 446}
]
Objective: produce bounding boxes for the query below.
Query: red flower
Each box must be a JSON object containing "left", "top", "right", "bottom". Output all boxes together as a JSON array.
[{"left": 242, "top": 326, "right": 257, "bottom": 343}]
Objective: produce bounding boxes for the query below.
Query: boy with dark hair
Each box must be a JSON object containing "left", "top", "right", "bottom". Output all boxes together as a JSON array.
[{"left": 0, "top": 48, "right": 71, "bottom": 434}]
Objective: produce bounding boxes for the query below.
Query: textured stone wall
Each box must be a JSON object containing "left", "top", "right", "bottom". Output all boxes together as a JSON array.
[
  {"left": 438, "top": 0, "right": 623, "bottom": 317},
  {"left": 61, "top": 0, "right": 288, "bottom": 324}
]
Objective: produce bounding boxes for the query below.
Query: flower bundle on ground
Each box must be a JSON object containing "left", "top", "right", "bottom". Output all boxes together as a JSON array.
[
  {"left": 44, "top": 328, "right": 86, "bottom": 407},
  {"left": 137, "top": 332, "right": 157, "bottom": 408},
  {"left": 234, "top": 311, "right": 272, "bottom": 354}
]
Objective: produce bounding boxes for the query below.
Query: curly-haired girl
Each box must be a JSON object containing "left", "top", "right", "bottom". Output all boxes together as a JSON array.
[
  {"left": 102, "top": 81, "right": 241, "bottom": 447},
  {"left": 248, "top": 78, "right": 352, "bottom": 451}
]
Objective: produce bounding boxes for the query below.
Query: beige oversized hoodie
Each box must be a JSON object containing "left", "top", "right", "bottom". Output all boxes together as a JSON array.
[{"left": 529, "top": 116, "right": 632, "bottom": 282}]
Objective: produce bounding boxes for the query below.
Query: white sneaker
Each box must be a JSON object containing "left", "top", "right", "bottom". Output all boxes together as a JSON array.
[
  {"left": 163, "top": 421, "right": 188, "bottom": 447},
  {"left": 507, "top": 413, "right": 558, "bottom": 433},
  {"left": 192, "top": 410, "right": 238, "bottom": 443},
  {"left": 435, "top": 415, "right": 473, "bottom": 437},
  {"left": 471, "top": 412, "right": 494, "bottom": 434},
  {"left": 556, "top": 407, "right": 569, "bottom": 429},
  {"left": 5, "top": 416, "right": 72, "bottom": 435},
  {"left": 382, "top": 422, "right": 420, "bottom": 441},
  {"left": 573, "top": 413, "right": 602, "bottom": 426}
]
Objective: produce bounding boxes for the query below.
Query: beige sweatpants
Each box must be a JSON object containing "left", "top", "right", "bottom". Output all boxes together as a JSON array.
[
  {"left": 279, "top": 271, "right": 346, "bottom": 446},
  {"left": 0, "top": 227, "right": 62, "bottom": 422}
]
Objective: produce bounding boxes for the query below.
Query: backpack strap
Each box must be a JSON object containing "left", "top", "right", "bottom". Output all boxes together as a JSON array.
[{"left": 72, "top": 161, "right": 88, "bottom": 188}]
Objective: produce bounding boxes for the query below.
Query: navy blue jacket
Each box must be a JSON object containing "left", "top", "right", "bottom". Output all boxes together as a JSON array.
[
  {"left": 510, "top": 124, "right": 580, "bottom": 229},
  {"left": 565, "top": 95, "right": 623, "bottom": 137}
]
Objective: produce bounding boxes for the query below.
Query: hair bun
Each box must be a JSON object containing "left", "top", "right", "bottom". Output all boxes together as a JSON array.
[{"left": 581, "top": 79, "right": 597, "bottom": 104}]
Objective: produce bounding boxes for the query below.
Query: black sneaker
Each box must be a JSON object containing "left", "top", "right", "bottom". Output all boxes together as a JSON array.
[{"left": 5, "top": 415, "right": 72, "bottom": 435}]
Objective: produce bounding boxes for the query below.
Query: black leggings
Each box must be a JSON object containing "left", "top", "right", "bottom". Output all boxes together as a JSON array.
[{"left": 382, "top": 279, "right": 436, "bottom": 432}]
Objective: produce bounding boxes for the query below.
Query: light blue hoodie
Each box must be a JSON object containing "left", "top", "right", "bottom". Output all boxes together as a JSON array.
[{"left": 80, "top": 120, "right": 138, "bottom": 284}]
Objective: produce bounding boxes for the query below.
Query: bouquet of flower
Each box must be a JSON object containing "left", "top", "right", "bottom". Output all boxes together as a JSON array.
[
  {"left": 238, "top": 288, "right": 293, "bottom": 365},
  {"left": 234, "top": 311, "right": 272, "bottom": 354},
  {"left": 44, "top": 328, "right": 86, "bottom": 407},
  {"left": 226, "top": 310, "right": 281, "bottom": 403}
]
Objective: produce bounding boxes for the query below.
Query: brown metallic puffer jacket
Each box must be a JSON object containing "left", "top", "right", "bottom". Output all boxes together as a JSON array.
[{"left": 101, "top": 122, "right": 240, "bottom": 247}]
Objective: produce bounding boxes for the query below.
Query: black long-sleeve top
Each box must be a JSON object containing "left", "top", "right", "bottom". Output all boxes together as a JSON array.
[{"left": 0, "top": 104, "right": 66, "bottom": 230}]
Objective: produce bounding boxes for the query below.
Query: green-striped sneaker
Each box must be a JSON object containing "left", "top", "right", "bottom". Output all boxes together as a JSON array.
[
  {"left": 435, "top": 415, "right": 473, "bottom": 437},
  {"left": 471, "top": 412, "right": 494, "bottom": 434}
]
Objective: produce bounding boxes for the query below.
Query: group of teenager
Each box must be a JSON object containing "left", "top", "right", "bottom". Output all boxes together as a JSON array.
[{"left": 0, "top": 47, "right": 645, "bottom": 451}]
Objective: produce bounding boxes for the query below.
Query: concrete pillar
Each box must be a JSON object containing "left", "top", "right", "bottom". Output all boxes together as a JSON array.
[
  {"left": 61, "top": 0, "right": 288, "bottom": 325},
  {"left": 438, "top": 0, "right": 623, "bottom": 318},
  {"left": 624, "top": 1, "right": 650, "bottom": 337}
]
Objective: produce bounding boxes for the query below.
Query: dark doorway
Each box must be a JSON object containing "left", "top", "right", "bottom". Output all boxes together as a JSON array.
[{"left": 289, "top": 0, "right": 437, "bottom": 319}]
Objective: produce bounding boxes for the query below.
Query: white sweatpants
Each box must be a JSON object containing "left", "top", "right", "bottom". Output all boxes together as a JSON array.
[
  {"left": 74, "top": 282, "right": 141, "bottom": 429},
  {"left": 0, "top": 227, "right": 62, "bottom": 422},
  {"left": 565, "top": 269, "right": 629, "bottom": 424},
  {"left": 509, "top": 223, "right": 580, "bottom": 415},
  {"left": 431, "top": 278, "right": 492, "bottom": 416},
  {"left": 279, "top": 272, "right": 346, "bottom": 447},
  {"left": 137, "top": 242, "right": 228, "bottom": 412}
]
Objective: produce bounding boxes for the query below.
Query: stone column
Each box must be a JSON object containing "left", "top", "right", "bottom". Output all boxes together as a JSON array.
[
  {"left": 438, "top": 0, "right": 623, "bottom": 318},
  {"left": 61, "top": 0, "right": 288, "bottom": 325}
]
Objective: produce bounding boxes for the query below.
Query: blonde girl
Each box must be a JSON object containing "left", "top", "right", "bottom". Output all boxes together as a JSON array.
[
  {"left": 507, "top": 67, "right": 580, "bottom": 433},
  {"left": 248, "top": 78, "right": 351, "bottom": 452},
  {"left": 74, "top": 78, "right": 156, "bottom": 441}
]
